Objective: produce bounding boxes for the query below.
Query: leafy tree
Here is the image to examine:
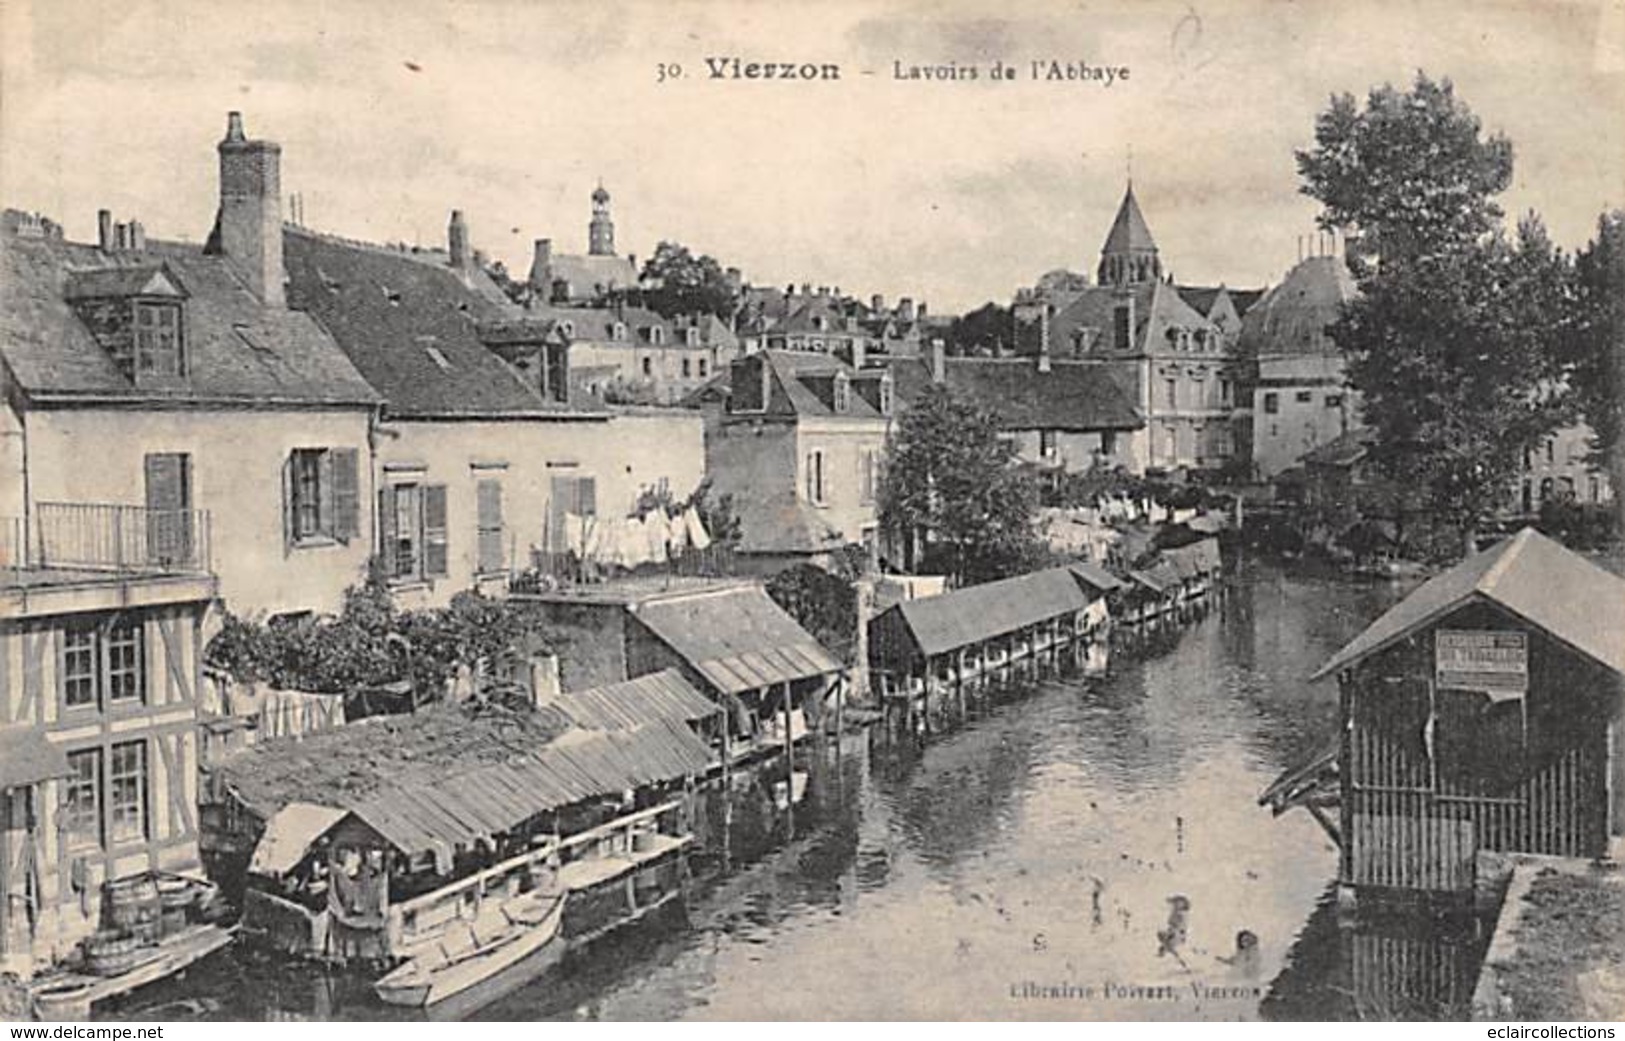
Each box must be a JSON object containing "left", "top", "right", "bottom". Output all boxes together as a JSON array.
[
  {"left": 879, "top": 383, "right": 1043, "bottom": 584},
  {"left": 1564, "top": 211, "right": 1625, "bottom": 519},
  {"left": 765, "top": 564, "right": 859, "bottom": 664},
  {"left": 639, "top": 241, "right": 737, "bottom": 319},
  {"left": 1298, "top": 73, "right": 1571, "bottom": 557},
  {"left": 945, "top": 302, "right": 1012, "bottom": 356}
]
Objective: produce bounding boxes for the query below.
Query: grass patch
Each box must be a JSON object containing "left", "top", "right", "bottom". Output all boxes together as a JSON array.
[{"left": 1500, "top": 868, "right": 1625, "bottom": 1019}]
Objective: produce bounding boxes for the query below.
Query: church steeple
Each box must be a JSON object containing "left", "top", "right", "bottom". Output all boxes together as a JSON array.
[
  {"left": 588, "top": 183, "right": 615, "bottom": 256},
  {"left": 1097, "top": 182, "right": 1161, "bottom": 287}
]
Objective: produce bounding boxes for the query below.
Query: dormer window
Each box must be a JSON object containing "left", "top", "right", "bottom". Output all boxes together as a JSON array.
[
  {"left": 134, "top": 300, "right": 185, "bottom": 377},
  {"left": 685, "top": 327, "right": 700, "bottom": 347},
  {"left": 833, "top": 371, "right": 851, "bottom": 413},
  {"left": 612, "top": 321, "right": 628, "bottom": 341},
  {"left": 879, "top": 373, "right": 894, "bottom": 416},
  {"left": 813, "top": 315, "right": 829, "bottom": 332},
  {"left": 649, "top": 325, "right": 666, "bottom": 346},
  {"left": 560, "top": 320, "right": 575, "bottom": 338}
]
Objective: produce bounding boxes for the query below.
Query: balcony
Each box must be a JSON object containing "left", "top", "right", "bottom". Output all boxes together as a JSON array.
[{"left": 2, "top": 504, "right": 216, "bottom": 614}]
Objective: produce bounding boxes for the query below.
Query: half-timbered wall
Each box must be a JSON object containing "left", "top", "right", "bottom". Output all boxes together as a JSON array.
[{"left": 0, "top": 599, "right": 206, "bottom": 965}]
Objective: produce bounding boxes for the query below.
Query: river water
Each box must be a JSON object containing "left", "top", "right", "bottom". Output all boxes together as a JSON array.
[{"left": 109, "top": 558, "right": 1487, "bottom": 1022}]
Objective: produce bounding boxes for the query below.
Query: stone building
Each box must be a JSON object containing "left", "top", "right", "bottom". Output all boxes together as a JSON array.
[{"left": 526, "top": 186, "right": 641, "bottom": 306}]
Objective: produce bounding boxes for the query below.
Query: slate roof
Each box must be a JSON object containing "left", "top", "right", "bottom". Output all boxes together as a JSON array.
[
  {"left": 1312, "top": 527, "right": 1625, "bottom": 681},
  {"left": 1045, "top": 280, "right": 1217, "bottom": 360},
  {"left": 283, "top": 227, "right": 593, "bottom": 419},
  {"left": 730, "top": 351, "right": 892, "bottom": 421},
  {"left": 888, "top": 356, "right": 1142, "bottom": 432},
  {"left": 542, "top": 252, "right": 639, "bottom": 301},
  {"left": 1302, "top": 427, "right": 1375, "bottom": 469},
  {"left": 883, "top": 566, "right": 1093, "bottom": 658},
  {"left": 1240, "top": 255, "right": 1357, "bottom": 359},
  {"left": 0, "top": 217, "right": 379, "bottom": 408},
  {"left": 630, "top": 585, "right": 843, "bottom": 695},
  {"left": 1100, "top": 184, "right": 1158, "bottom": 256}
]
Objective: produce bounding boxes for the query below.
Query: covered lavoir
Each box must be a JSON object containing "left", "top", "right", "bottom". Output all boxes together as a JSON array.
[
  {"left": 1265, "top": 528, "right": 1625, "bottom": 899},
  {"left": 208, "top": 697, "right": 712, "bottom": 1010}
]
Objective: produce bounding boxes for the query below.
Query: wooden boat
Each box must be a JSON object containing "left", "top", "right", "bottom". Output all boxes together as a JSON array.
[
  {"left": 372, "top": 828, "right": 692, "bottom": 1012},
  {"left": 374, "top": 890, "right": 566, "bottom": 1009}
]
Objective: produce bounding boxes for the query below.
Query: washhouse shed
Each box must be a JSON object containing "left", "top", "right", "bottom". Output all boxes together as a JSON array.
[{"left": 1310, "top": 527, "right": 1625, "bottom": 893}]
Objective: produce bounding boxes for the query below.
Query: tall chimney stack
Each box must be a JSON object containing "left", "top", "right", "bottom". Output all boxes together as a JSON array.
[
  {"left": 930, "top": 338, "right": 946, "bottom": 384},
  {"left": 448, "top": 210, "right": 471, "bottom": 270},
  {"left": 97, "top": 209, "right": 113, "bottom": 252},
  {"left": 207, "top": 111, "right": 285, "bottom": 307},
  {"left": 898, "top": 297, "right": 916, "bottom": 323},
  {"left": 529, "top": 238, "right": 554, "bottom": 290}
]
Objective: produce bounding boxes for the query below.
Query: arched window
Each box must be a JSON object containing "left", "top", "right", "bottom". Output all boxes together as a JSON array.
[{"left": 649, "top": 326, "right": 665, "bottom": 345}]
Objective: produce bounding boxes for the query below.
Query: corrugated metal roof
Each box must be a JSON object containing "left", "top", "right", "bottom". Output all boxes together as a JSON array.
[
  {"left": 890, "top": 566, "right": 1092, "bottom": 659},
  {"left": 631, "top": 587, "right": 842, "bottom": 695},
  {"left": 558, "top": 668, "right": 720, "bottom": 730},
  {"left": 1313, "top": 527, "right": 1625, "bottom": 681},
  {"left": 0, "top": 726, "right": 71, "bottom": 788}
]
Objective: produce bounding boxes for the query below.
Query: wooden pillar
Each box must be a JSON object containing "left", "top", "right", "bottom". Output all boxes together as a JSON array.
[{"left": 782, "top": 681, "right": 795, "bottom": 837}]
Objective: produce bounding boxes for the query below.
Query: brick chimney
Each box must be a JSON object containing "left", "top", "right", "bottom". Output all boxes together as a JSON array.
[
  {"left": 930, "top": 338, "right": 946, "bottom": 384},
  {"left": 898, "top": 297, "right": 916, "bottom": 322},
  {"left": 529, "top": 238, "right": 553, "bottom": 290},
  {"left": 871, "top": 293, "right": 884, "bottom": 313},
  {"left": 448, "top": 210, "right": 471, "bottom": 270},
  {"left": 97, "top": 209, "right": 113, "bottom": 251},
  {"left": 1038, "top": 306, "right": 1053, "bottom": 373},
  {"left": 129, "top": 221, "right": 146, "bottom": 251},
  {"left": 207, "top": 112, "right": 284, "bottom": 307}
]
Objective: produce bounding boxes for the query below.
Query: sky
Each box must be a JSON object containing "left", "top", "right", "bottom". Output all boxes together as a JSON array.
[{"left": 2, "top": 0, "right": 1621, "bottom": 312}]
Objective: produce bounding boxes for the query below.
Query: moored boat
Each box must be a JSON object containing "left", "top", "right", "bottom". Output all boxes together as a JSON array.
[{"left": 374, "top": 890, "right": 566, "bottom": 1009}]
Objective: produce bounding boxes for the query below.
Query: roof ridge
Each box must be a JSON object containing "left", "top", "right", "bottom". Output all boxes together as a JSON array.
[{"left": 1477, "top": 527, "right": 1532, "bottom": 595}]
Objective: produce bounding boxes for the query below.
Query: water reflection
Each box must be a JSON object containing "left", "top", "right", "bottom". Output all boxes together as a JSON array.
[{"left": 105, "top": 559, "right": 1483, "bottom": 1021}]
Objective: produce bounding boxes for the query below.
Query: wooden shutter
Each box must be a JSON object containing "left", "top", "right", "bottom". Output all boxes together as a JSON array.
[
  {"left": 331, "top": 448, "right": 360, "bottom": 542},
  {"left": 377, "top": 487, "right": 397, "bottom": 578},
  {"left": 576, "top": 476, "right": 596, "bottom": 518},
  {"left": 281, "top": 454, "right": 296, "bottom": 556},
  {"left": 318, "top": 451, "right": 336, "bottom": 538},
  {"left": 476, "top": 478, "right": 503, "bottom": 574},
  {"left": 423, "top": 484, "right": 449, "bottom": 577}
]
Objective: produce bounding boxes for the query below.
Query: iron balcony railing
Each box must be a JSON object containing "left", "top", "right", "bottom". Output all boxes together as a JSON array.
[{"left": 4, "top": 503, "right": 213, "bottom": 577}]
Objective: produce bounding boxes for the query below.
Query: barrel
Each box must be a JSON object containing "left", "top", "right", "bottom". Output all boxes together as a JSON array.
[{"left": 104, "top": 875, "right": 160, "bottom": 943}]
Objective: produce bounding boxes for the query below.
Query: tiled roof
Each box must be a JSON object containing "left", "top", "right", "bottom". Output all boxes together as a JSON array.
[
  {"left": 1312, "top": 527, "right": 1625, "bottom": 681},
  {"left": 0, "top": 220, "right": 379, "bottom": 408},
  {"left": 887, "top": 355, "right": 1142, "bottom": 432},
  {"left": 283, "top": 227, "right": 589, "bottom": 418},
  {"left": 1045, "top": 281, "right": 1215, "bottom": 359},
  {"left": 1301, "top": 427, "right": 1374, "bottom": 468}
]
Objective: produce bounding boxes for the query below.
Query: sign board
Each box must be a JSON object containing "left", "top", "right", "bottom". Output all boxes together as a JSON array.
[{"left": 1436, "top": 630, "right": 1527, "bottom": 698}]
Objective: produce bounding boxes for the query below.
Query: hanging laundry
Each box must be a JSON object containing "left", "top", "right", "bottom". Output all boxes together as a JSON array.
[
  {"left": 683, "top": 505, "right": 712, "bottom": 550},
  {"left": 642, "top": 512, "right": 669, "bottom": 565}
]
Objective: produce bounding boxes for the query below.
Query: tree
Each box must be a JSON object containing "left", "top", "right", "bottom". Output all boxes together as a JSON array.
[
  {"left": 945, "top": 302, "right": 1011, "bottom": 356},
  {"left": 1565, "top": 211, "right": 1625, "bottom": 525},
  {"left": 879, "top": 383, "right": 1044, "bottom": 584},
  {"left": 1298, "top": 73, "right": 1571, "bottom": 557},
  {"left": 639, "top": 241, "right": 737, "bottom": 319}
]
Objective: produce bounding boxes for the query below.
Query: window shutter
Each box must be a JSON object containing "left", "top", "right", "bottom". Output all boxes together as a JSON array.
[
  {"left": 423, "top": 484, "right": 449, "bottom": 577},
  {"left": 331, "top": 448, "right": 360, "bottom": 542},
  {"left": 576, "top": 477, "right": 596, "bottom": 518},
  {"left": 281, "top": 454, "right": 295, "bottom": 556},
  {"left": 318, "top": 450, "right": 336, "bottom": 538},
  {"left": 378, "top": 487, "right": 397, "bottom": 577},
  {"left": 476, "top": 478, "right": 503, "bottom": 574}
]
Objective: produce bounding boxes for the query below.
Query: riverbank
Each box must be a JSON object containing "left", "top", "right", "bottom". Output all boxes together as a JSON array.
[{"left": 1472, "top": 856, "right": 1625, "bottom": 1021}]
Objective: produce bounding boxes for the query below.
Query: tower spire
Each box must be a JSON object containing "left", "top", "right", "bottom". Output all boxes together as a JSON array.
[{"left": 1097, "top": 179, "right": 1160, "bottom": 288}]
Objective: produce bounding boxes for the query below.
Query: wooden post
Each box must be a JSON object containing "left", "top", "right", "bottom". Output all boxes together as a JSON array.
[{"left": 782, "top": 681, "right": 795, "bottom": 837}]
